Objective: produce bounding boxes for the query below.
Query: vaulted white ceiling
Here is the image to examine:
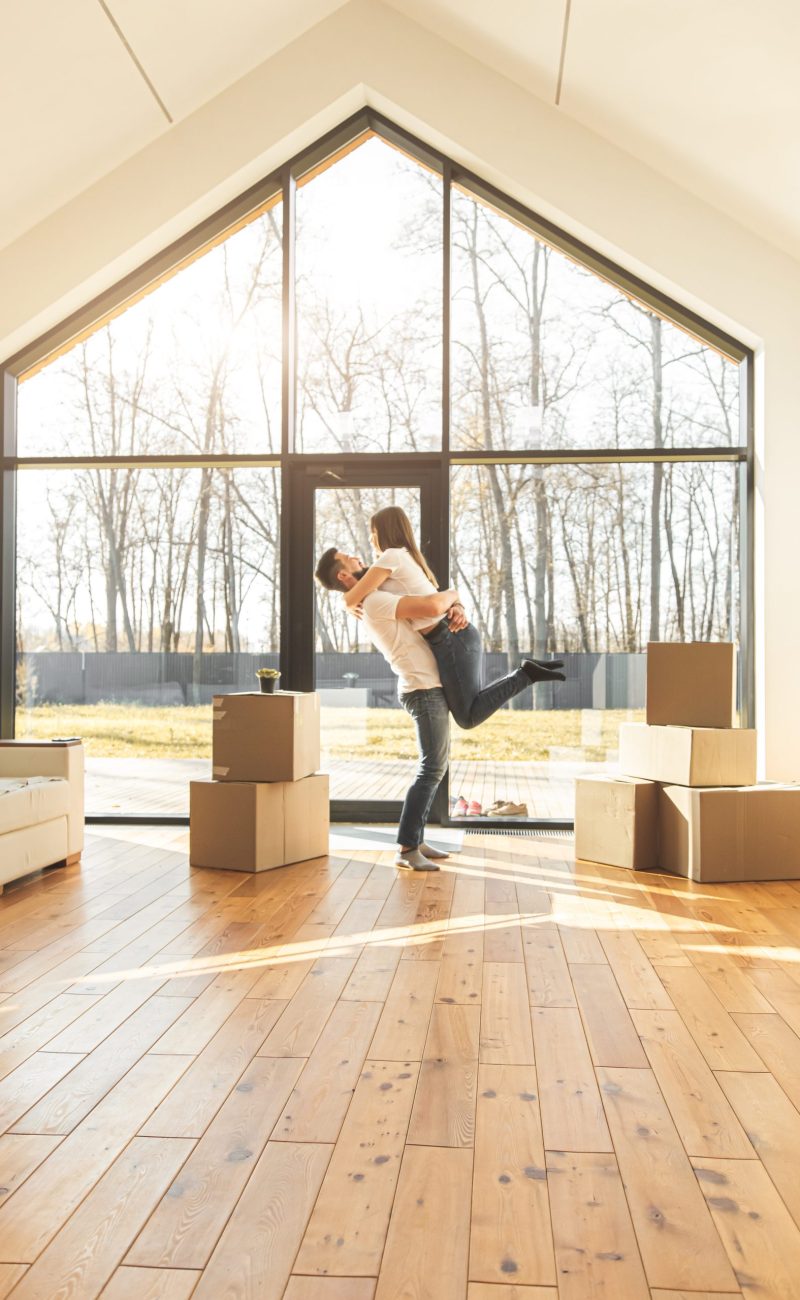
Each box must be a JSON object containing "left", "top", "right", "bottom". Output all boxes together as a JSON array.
[{"left": 2, "top": 0, "right": 799, "bottom": 259}]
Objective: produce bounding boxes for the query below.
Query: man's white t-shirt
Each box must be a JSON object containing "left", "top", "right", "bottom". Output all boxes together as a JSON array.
[
  {"left": 361, "top": 589, "right": 441, "bottom": 697},
  {"left": 373, "top": 547, "right": 439, "bottom": 633}
]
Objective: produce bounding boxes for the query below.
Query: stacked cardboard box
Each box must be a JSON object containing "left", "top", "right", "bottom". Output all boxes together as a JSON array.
[
  {"left": 576, "top": 642, "right": 800, "bottom": 882},
  {"left": 190, "top": 692, "right": 329, "bottom": 872}
]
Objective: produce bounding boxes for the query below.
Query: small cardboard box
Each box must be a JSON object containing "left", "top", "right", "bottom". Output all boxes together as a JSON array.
[
  {"left": 659, "top": 783, "right": 800, "bottom": 882},
  {"left": 212, "top": 691, "right": 320, "bottom": 784},
  {"left": 190, "top": 773, "right": 329, "bottom": 872},
  {"left": 575, "top": 775, "right": 658, "bottom": 870},
  {"left": 646, "top": 641, "right": 737, "bottom": 728},
  {"left": 618, "top": 723, "right": 756, "bottom": 788}
]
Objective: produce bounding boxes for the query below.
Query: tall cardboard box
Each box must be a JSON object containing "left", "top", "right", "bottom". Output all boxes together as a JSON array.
[
  {"left": 659, "top": 783, "right": 800, "bottom": 882},
  {"left": 190, "top": 773, "right": 329, "bottom": 871},
  {"left": 212, "top": 692, "right": 320, "bottom": 784},
  {"left": 619, "top": 723, "right": 756, "bottom": 787},
  {"left": 646, "top": 641, "right": 737, "bottom": 728},
  {"left": 575, "top": 775, "right": 658, "bottom": 870}
]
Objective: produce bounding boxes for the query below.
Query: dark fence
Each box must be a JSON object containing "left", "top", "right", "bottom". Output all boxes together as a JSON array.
[{"left": 18, "top": 649, "right": 646, "bottom": 711}]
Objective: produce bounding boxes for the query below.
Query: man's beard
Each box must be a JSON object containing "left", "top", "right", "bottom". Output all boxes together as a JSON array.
[{"left": 354, "top": 568, "right": 368, "bottom": 580}]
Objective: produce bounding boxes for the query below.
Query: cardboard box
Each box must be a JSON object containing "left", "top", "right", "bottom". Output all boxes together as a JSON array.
[
  {"left": 646, "top": 641, "right": 737, "bottom": 728},
  {"left": 575, "top": 775, "right": 658, "bottom": 870},
  {"left": 190, "top": 773, "right": 329, "bottom": 872},
  {"left": 659, "top": 783, "right": 800, "bottom": 882},
  {"left": 212, "top": 692, "right": 320, "bottom": 784},
  {"left": 618, "top": 723, "right": 756, "bottom": 788}
]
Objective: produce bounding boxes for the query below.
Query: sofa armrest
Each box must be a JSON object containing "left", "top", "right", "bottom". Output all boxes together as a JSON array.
[{"left": 0, "top": 741, "right": 84, "bottom": 856}]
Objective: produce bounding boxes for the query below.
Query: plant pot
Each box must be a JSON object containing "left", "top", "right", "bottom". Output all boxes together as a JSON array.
[{"left": 258, "top": 676, "right": 279, "bottom": 694}]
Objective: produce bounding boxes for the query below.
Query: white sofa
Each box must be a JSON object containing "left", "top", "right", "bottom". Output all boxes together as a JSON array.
[{"left": 0, "top": 741, "right": 84, "bottom": 893}]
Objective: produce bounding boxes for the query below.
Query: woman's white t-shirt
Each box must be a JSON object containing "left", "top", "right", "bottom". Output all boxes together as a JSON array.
[{"left": 373, "top": 547, "right": 438, "bottom": 630}]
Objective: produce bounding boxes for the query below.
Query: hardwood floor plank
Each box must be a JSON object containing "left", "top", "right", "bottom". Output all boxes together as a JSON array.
[
  {"left": 257, "top": 956, "right": 356, "bottom": 1058},
  {"left": 632, "top": 1009, "right": 754, "bottom": 1158},
  {"left": 470, "top": 1063, "right": 555, "bottom": 1286},
  {"left": 571, "top": 966, "right": 648, "bottom": 1067},
  {"left": 546, "top": 1150, "right": 650, "bottom": 1300},
  {"left": 483, "top": 878, "right": 523, "bottom": 964},
  {"left": 599, "top": 931, "right": 673, "bottom": 1010},
  {"left": 369, "top": 960, "right": 439, "bottom": 1061},
  {"left": 467, "top": 1286, "right": 558, "bottom": 1300},
  {"left": 408, "top": 1003, "right": 480, "bottom": 1147},
  {"left": 0, "top": 1051, "right": 84, "bottom": 1133},
  {"left": 374, "top": 1145, "right": 472, "bottom": 1300},
  {"left": 12, "top": 995, "right": 193, "bottom": 1135},
  {"left": 0, "top": 993, "right": 99, "bottom": 1079},
  {"left": 656, "top": 967, "right": 765, "bottom": 1071},
  {"left": 0, "top": 1052, "right": 190, "bottom": 1262},
  {"left": 480, "top": 964, "right": 534, "bottom": 1065},
  {"left": 650, "top": 1291, "right": 741, "bottom": 1300},
  {"left": 127, "top": 1056, "right": 303, "bottom": 1269},
  {"left": 693, "top": 1157, "right": 800, "bottom": 1299},
  {"left": 531, "top": 1008, "right": 612, "bottom": 1152},
  {"left": 341, "top": 936, "right": 403, "bottom": 1002},
  {"left": 142, "top": 997, "right": 285, "bottom": 1138},
  {"left": 295, "top": 1058, "right": 419, "bottom": 1277},
  {"left": 192, "top": 1140, "right": 332, "bottom": 1299},
  {"left": 7, "top": 1136, "right": 192, "bottom": 1300},
  {"left": 558, "top": 925, "right": 606, "bottom": 965},
  {"left": 285, "top": 1281, "right": 376, "bottom": 1300},
  {"left": 151, "top": 969, "right": 264, "bottom": 1055},
  {"left": 0, "top": 1133, "right": 62, "bottom": 1208},
  {"left": 521, "top": 923, "right": 575, "bottom": 1008},
  {"left": 42, "top": 976, "right": 167, "bottom": 1054},
  {"left": 597, "top": 1066, "right": 738, "bottom": 1292},
  {"left": 274, "top": 999, "right": 381, "bottom": 1143},
  {"left": 716, "top": 1070, "right": 800, "bottom": 1226},
  {"left": 102, "top": 1267, "right": 202, "bottom": 1300},
  {"left": 733, "top": 1012, "right": 800, "bottom": 1111},
  {"left": 0, "top": 1265, "right": 27, "bottom": 1298}
]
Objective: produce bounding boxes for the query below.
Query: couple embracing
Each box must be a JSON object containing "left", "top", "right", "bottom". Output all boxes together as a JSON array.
[{"left": 316, "top": 507, "right": 565, "bottom": 871}]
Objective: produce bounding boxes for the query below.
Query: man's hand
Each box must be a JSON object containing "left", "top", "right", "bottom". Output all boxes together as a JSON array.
[{"left": 447, "top": 602, "right": 469, "bottom": 632}]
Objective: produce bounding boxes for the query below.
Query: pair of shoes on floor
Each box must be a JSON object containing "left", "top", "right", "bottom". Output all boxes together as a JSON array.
[
  {"left": 485, "top": 800, "right": 529, "bottom": 817},
  {"left": 451, "top": 795, "right": 482, "bottom": 817}
]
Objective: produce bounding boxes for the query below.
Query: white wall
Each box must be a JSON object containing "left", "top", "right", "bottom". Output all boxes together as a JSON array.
[{"left": 2, "top": 0, "right": 798, "bottom": 777}]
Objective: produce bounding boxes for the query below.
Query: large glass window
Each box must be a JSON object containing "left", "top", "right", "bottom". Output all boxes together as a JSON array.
[
  {"left": 449, "top": 460, "right": 740, "bottom": 818},
  {"left": 16, "top": 467, "right": 280, "bottom": 816},
  {"left": 4, "top": 112, "right": 749, "bottom": 826},
  {"left": 18, "top": 200, "right": 283, "bottom": 458},
  {"left": 451, "top": 186, "right": 738, "bottom": 452},
  {"left": 295, "top": 135, "right": 443, "bottom": 454}
]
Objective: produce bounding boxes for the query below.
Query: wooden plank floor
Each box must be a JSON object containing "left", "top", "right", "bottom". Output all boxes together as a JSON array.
[{"left": 4, "top": 829, "right": 800, "bottom": 1297}]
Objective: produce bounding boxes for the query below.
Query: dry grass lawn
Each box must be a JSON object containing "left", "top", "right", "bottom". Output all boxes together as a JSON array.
[{"left": 18, "top": 702, "right": 641, "bottom": 762}]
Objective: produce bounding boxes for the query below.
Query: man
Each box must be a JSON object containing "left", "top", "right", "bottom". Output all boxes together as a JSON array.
[{"left": 315, "top": 546, "right": 463, "bottom": 872}]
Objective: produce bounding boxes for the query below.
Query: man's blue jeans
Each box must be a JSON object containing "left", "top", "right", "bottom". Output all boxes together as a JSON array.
[
  {"left": 397, "top": 686, "right": 449, "bottom": 849},
  {"left": 423, "top": 620, "right": 530, "bottom": 729}
]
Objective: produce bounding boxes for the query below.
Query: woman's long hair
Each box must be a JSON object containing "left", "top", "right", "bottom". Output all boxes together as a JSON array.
[{"left": 370, "top": 506, "right": 438, "bottom": 586}]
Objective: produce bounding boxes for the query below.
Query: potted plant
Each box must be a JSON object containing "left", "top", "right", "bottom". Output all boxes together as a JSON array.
[
  {"left": 343, "top": 672, "right": 359, "bottom": 689},
  {"left": 255, "top": 667, "right": 281, "bottom": 694}
]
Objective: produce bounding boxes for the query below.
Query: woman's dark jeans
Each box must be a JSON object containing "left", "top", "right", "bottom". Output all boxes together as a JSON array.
[
  {"left": 397, "top": 686, "right": 450, "bottom": 849},
  {"left": 423, "top": 620, "right": 530, "bottom": 729}
]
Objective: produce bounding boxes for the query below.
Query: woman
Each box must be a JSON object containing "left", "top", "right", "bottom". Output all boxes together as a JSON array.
[{"left": 343, "top": 505, "right": 565, "bottom": 731}]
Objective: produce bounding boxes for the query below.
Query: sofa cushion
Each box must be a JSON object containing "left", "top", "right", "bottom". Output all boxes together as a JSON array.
[{"left": 0, "top": 777, "right": 70, "bottom": 836}]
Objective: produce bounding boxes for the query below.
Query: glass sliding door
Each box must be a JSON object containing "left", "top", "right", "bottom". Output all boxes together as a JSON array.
[{"left": 287, "top": 463, "right": 445, "bottom": 822}]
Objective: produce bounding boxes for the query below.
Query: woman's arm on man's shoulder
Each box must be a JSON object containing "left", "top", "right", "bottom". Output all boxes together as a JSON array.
[{"left": 342, "top": 566, "right": 391, "bottom": 608}]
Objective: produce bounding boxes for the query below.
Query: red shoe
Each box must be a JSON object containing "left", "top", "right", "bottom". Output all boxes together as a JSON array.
[
  {"left": 467, "top": 800, "right": 482, "bottom": 817},
  {"left": 452, "top": 796, "right": 468, "bottom": 817}
]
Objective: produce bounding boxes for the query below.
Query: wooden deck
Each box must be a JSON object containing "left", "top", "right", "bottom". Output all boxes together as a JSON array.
[
  {"left": 3, "top": 824, "right": 800, "bottom": 1296},
  {"left": 85, "top": 756, "right": 585, "bottom": 819}
]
